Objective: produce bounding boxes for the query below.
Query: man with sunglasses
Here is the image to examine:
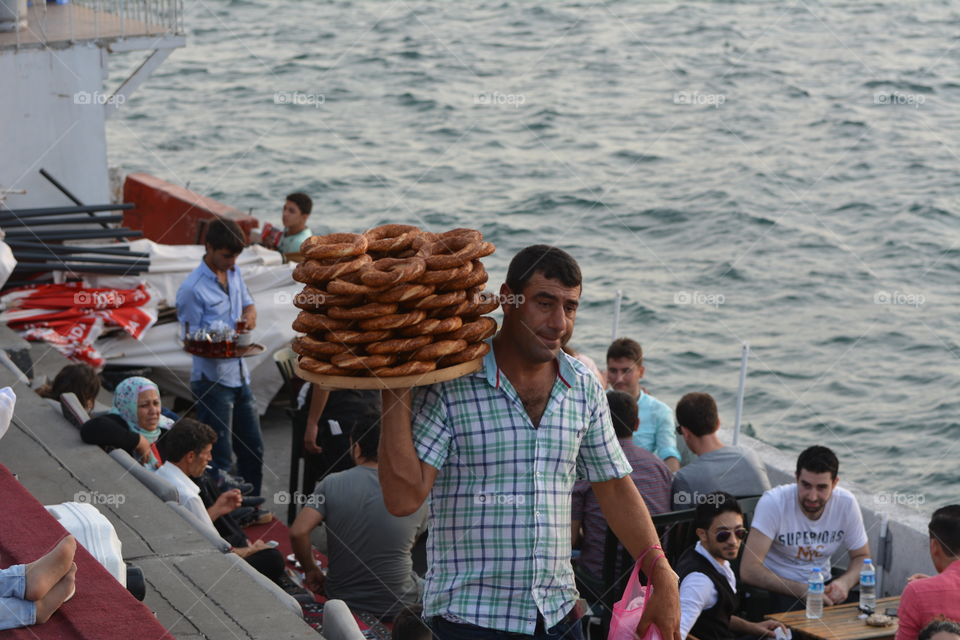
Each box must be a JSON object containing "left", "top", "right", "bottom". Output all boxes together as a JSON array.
[{"left": 678, "top": 492, "right": 786, "bottom": 640}]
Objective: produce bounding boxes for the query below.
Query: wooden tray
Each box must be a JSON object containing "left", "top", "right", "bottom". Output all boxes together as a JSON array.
[
  {"left": 183, "top": 343, "right": 266, "bottom": 359},
  {"left": 295, "top": 357, "right": 484, "bottom": 390}
]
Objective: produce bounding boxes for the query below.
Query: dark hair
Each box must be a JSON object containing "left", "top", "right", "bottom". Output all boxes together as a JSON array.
[
  {"left": 607, "top": 337, "right": 643, "bottom": 364},
  {"left": 204, "top": 217, "right": 246, "bottom": 254},
  {"left": 505, "top": 245, "right": 581, "bottom": 294},
  {"left": 607, "top": 390, "right": 638, "bottom": 439},
  {"left": 929, "top": 505, "right": 960, "bottom": 557},
  {"left": 693, "top": 492, "right": 743, "bottom": 531},
  {"left": 392, "top": 605, "right": 430, "bottom": 640},
  {"left": 349, "top": 419, "right": 380, "bottom": 462},
  {"left": 160, "top": 418, "right": 216, "bottom": 463},
  {"left": 796, "top": 445, "right": 839, "bottom": 479},
  {"left": 676, "top": 392, "right": 719, "bottom": 437},
  {"left": 286, "top": 192, "right": 313, "bottom": 216},
  {"left": 919, "top": 619, "right": 960, "bottom": 640},
  {"left": 38, "top": 364, "right": 100, "bottom": 409}
]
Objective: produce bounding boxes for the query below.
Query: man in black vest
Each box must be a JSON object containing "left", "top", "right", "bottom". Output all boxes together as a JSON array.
[{"left": 677, "top": 492, "right": 785, "bottom": 640}]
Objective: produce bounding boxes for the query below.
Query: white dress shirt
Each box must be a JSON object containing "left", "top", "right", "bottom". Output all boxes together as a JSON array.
[
  {"left": 156, "top": 462, "right": 221, "bottom": 539},
  {"left": 679, "top": 541, "right": 738, "bottom": 639}
]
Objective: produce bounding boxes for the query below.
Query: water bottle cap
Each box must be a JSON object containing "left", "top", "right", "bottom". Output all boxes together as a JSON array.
[{"left": 864, "top": 559, "right": 872, "bottom": 564}]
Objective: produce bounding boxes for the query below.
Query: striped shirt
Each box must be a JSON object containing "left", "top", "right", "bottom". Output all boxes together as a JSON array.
[{"left": 412, "top": 345, "right": 632, "bottom": 634}]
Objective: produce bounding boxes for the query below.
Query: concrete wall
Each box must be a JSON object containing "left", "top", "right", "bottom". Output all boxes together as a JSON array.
[
  {"left": 0, "top": 45, "right": 111, "bottom": 208},
  {"left": 723, "top": 426, "right": 935, "bottom": 597}
]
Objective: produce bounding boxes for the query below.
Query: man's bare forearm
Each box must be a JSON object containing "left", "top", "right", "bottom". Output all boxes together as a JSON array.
[
  {"left": 378, "top": 389, "right": 429, "bottom": 516},
  {"left": 290, "top": 530, "right": 318, "bottom": 573},
  {"left": 742, "top": 562, "right": 807, "bottom": 598}
]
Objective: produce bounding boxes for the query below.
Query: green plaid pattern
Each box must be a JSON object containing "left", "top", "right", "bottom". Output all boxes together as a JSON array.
[{"left": 412, "top": 347, "right": 632, "bottom": 634}]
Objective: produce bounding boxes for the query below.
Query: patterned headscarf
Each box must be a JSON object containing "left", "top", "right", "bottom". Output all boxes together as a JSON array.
[{"left": 109, "top": 377, "right": 174, "bottom": 468}]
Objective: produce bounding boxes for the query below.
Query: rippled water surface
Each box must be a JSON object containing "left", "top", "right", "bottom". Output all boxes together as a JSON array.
[{"left": 108, "top": 0, "right": 960, "bottom": 510}]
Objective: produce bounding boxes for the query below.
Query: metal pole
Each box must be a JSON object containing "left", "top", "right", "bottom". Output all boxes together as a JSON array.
[
  {"left": 0, "top": 203, "right": 134, "bottom": 218},
  {"left": 12, "top": 251, "right": 148, "bottom": 266},
  {"left": 5, "top": 242, "right": 147, "bottom": 257},
  {"left": 0, "top": 214, "right": 124, "bottom": 227},
  {"left": 2, "top": 229, "right": 142, "bottom": 241},
  {"left": 610, "top": 289, "right": 623, "bottom": 341},
  {"left": 733, "top": 343, "right": 750, "bottom": 446}
]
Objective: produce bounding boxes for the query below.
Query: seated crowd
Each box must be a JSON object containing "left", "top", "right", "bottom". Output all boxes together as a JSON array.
[{"left": 24, "top": 325, "right": 958, "bottom": 640}]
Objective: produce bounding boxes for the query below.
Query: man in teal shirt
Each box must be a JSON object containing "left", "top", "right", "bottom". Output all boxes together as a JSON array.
[{"left": 606, "top": 337, "right": 680, "bottom": 472}]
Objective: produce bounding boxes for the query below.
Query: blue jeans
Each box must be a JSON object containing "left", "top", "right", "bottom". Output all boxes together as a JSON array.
[
  {"left": 191, "top": 377, "right": 264, "bottom": 495},
  {"left": 429, "top": 614, "right": 585, "bottom": 640},
  {"left": 0, "top": 564, "right": 35, "bottom": 630}
]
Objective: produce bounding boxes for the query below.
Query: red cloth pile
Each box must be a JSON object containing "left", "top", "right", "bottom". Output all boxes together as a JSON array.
[
  {"left": 0, "top": 283, "right": 157, "bottom": 368},
  {"left": 0, "top": 464, "right": 174, "bottom": 639}
]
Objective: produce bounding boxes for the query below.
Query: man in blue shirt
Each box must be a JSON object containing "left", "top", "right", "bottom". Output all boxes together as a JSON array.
[
  {"left": 606, "top": 337, "right": 680, "bottom": 472},
  {"left": 176, "top": 217, "right": 264, "bottom": 495}
]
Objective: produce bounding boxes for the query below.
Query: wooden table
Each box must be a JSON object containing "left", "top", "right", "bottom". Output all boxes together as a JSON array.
[{"left": 766, "top": 597, "right": 900, "bottom": 640}]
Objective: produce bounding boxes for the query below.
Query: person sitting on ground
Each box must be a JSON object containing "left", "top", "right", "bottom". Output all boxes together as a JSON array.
[
  {"left": 572, "top": 389, "right": 672, "bottom": 608},
  {"left": 678, "top": 492, "right": 785, "bottom": 640},
  {"left": 672, "top": 392, "right": 770, "bottom": 509},
  {"left": 920, "top": 619, "right": 960, "bottom": 640},
  {"left": 36, "top": 364, "right": 101, "bottom": 414},
  {"left": 155, "top": 418, "right": 283, "bottom": 582},
  {"left": 895, "top": 505, "right": 960, "bottom": 640},
  {"left": 80, "top": 376, "right": 172, "bottom": 469},
  {"left": 0, "top": 535, "right": 77, "bottom": 631},
  {"left": 289, "top": 419, "right": 427, "bottom": 620},
  {"left": 741, "top": 445, "right": 870, "bottom": 612},
  {"left": 606, "top": 337, "right": 681, "bottom": 472},
  {"left": 392, "top": 604, "right": 431, "bottom": 640}
]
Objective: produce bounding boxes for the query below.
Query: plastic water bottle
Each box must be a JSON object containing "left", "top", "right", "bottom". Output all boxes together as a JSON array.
[
  {"left": 860, "top": 558, "right": 877, "bottom": 613},
  {"left": 806, "top": 567, "right": 824, "bottom": 619}
]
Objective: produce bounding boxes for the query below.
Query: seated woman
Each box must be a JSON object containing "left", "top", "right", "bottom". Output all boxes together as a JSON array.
[
  {"left": 80, "top": 377, "right": 172, "bottom": 469},
  {"left": 36, "top": 364, "right": 101, "bottom": 414}
]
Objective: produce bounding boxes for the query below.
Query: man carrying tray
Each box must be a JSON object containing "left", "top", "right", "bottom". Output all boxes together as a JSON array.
[
  {"left": 176, "top": 217, "right": 264, "bottom": 496},
  {"left": 379, "top": 244, "right": 681, "bottom": 640}
]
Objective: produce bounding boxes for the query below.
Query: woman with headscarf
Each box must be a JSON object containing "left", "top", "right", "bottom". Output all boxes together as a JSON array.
[{"left": 80, "top": 376, "right": 173, "bottom": 468}]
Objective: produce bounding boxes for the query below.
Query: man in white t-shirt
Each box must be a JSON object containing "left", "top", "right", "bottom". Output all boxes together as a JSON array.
[{"left": 741, "top": 445, "right": 870, "bottom": 611}]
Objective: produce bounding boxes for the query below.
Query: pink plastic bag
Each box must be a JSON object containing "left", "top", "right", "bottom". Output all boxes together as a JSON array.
[{"left": 608, "top": 559, "right": 664, "bottom": 640}]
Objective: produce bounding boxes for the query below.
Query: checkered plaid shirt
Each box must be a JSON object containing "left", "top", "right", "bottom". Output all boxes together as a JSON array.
[{"left": 412, "top": 346, "right": 632, "bottom": 634}]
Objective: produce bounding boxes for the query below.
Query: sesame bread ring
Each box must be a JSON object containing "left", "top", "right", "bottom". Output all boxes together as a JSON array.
[
  {"left": 292, "top": 336, "right": 351, "bottom": 357},
  {"left": 424, "top": 234, "right": 484, "bottom": 270},
  {"left": 409, "top": 339, "right": 468, "bottom": 362},
  {"left": 473, "top": 241, "right": 495, "bottom": 259},
  {"left": 327, "top": 302, "right": 399, "bottom": 320},
  {"left": 438, "top": 317, "right": 497, "bottom": 343},
  {"left": 363, "top": 224, "right": 421, "bottom": 254},
  {"left": 360, "top": 257, "right": 427, "bottom": 288},
  {"left": 371, "top": 360, "right": 438, "bottom": 377},
  {"left": 301, "top": 233, "right": 369, "bottom": 260},
  {"left": 408, "top": 288, "right": 467, "bottom": 310},
  {"left": 437, "top": 341, "right": 491, "bottom": 367},
  {"left": 293, "top": 310, "right": 353, "bottom": 333},
  {"left": 437, "top": 260, "right": 488, "bottom": 291},
  {"left": 398, "top": 316, "right": 462, "bottom": 337},
  {"left": 324, "top": 329, "right": 393, "bottom": 344},
  {"left": 293, "top": 255, "right": 371, "bottom": 284},
  {"left": 474, "top": 291, "right": 501, "bottom": 315},
  {"left": 298, "top": 356, "right": 357, "bottom": 377},
  {"left": 330, "top": 352, "right": 398, "bottom": 370},
  {"left": 439, "top": 228, "right": 482, "bottom": 244},
  {"left": 326, "top": 275, "right": 388, "bottom": 297},
  {"left": 293, "top": 286, "right": 361, "bottom": 310},
  {"left": 359, "top": 310, "right": 427, "bottom": 331},
  {"left": 370, "top": 282, "right": 435, "bottom": 304},
  {"left": 365, "top": 335, "right": 433, "bottom": 355},
  {"left": 411, "top": 232, "right": 439, "bottom": 253},
  {"left": 417, "top": 259, "right": 474, "bottom": 285}
]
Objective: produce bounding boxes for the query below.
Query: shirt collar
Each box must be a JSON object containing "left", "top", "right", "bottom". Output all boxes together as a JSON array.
[
  {"left": 199, "top": 258, "right": 235, "bottom": 282},
  {"left": 158, "top": 462, "right": 200, "bottom": 496},
  {"left": 480, "top": 340, "right": 575, "bottom": 390}
]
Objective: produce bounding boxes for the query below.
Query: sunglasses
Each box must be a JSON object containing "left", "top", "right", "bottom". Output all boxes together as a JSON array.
[{"left": 715, "top": 528, "right": 748, "bottom": 543}]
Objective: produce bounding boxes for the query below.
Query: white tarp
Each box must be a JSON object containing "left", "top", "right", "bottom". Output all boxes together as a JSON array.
[{"left": 91, "top": 240, "right": 301, "bottom": 415}]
